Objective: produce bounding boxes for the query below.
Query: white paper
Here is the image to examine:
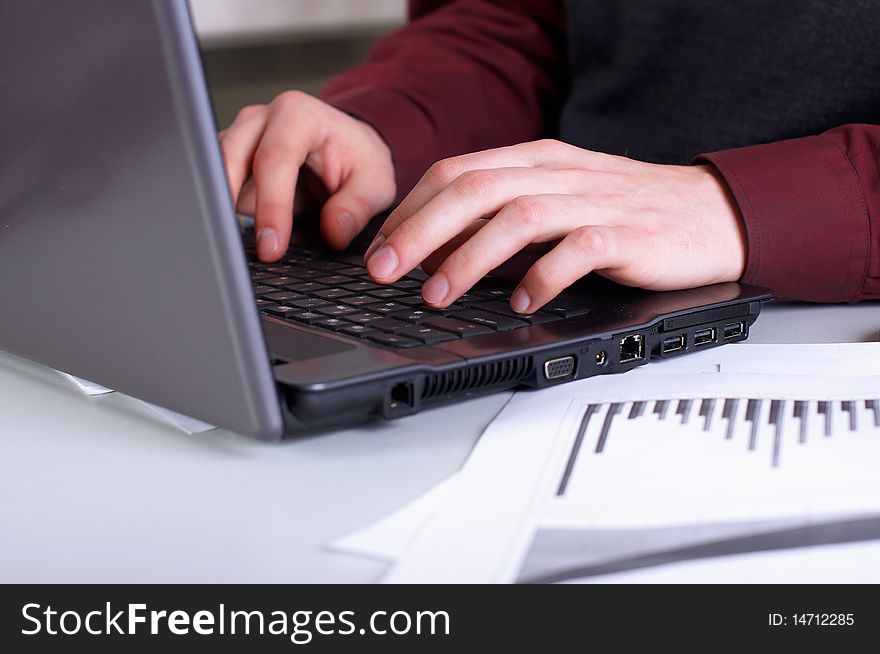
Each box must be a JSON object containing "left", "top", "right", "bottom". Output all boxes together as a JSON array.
[
  {"left": 379, "top": 343, "right": 880, "bottom": 583},
  {"left": 334, "top": 344, "right": 880, "bottom": 570},
  {"left": 576, "top": 539, "right": 880, "bottom": 584},
  {"left": 59, "top": 372, "right": 115, "bottom": 396},
  {"left": 142, "top": 403, "right": 217, "bottom": 435},
  {"left": 58, "top": 371, "right": 215, "bottom": 434},
  {"left": 328, "top": 475, "right": 459, "bottom": 562}
]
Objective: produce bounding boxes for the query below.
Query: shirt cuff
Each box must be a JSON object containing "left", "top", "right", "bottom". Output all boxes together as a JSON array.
[
  {"left": 322, "top": 84, "right": 438, "bottom": 203},
  {"left": 696, "top": 135, "right": 870, "bottom": 302}
]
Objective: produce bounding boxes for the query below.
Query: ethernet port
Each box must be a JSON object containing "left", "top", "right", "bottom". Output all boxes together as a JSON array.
[
  {"left": 390, "top": 382, "right": 415, "bottom": 410},
  {"left": 619, "top": 334, "right": 645, "bottom": 364}
]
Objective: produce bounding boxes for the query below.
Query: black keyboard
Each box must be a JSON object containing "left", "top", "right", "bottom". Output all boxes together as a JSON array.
[{"left": 248, "top": 247, "right": 590, "bottom": 349}]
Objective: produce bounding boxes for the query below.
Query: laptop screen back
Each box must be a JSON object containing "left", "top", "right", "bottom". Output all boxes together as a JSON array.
[{"left": 0, "top": 0, "right": 283, "bottom": 438}]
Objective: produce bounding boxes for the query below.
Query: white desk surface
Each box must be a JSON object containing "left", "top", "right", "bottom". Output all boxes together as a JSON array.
[{"left": 1, "top": 300, "right": 878, "bottom": 582}]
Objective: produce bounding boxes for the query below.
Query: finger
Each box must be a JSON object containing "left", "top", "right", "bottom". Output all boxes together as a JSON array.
[
  {"left": 484, "top": 243, "right": 555, "bottom": 281},
  {"left": 235, "top": 177, "right": 256, "bottom": 215},
  {"left": 419, "top": 222, "right": 552, "bottom": 279},
  {"left": 320, "top": 166, "right": 395, "bottom": 250},
  {"left": 419, "top": 219, "right": 489, "bottom": 275},
  {"left": 513, "top": 225, "right": 634, "bottom": 313},
  {"left": 420, "top": 195, "right": 588, "bottom": 307},
  {"left": 219, "top": 105, "right": 269, "bottom": 205},
  {"left": 366, "top": 167, "right": 590, "bottom": 282},
  {"left": 381, "top": 140, "right": 633, "bottom": 237},
  {"left": 251, "top": 101, "right": 324, "bottom": 261}
]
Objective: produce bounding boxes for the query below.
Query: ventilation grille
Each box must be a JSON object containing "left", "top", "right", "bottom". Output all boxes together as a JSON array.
[{"left": 421, "top": 356, "right": 534, "bottom": 401}]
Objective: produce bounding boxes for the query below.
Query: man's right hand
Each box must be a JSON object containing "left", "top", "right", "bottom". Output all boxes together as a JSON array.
[{"left": 220, "top": 91, "right": 397, "bottom": 261}]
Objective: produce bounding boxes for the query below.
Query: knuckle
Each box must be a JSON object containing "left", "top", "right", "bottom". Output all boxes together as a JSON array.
[
  {"left": 536, "top": 138, "right": 565, "bottom": 154},
  {"left": 505, "top": 196, "right": 544, "bottom": 229},
  {"left": 568, "top": 226, "right": 610, "bottom": 259},
  {"left": 453, "top": 170, "right": 492, "bottom": 200},
  {"left": 234, "top": 104, "right": 264, "bottom": 122},
  {"left": 274, "top": 89, "right": 310, "bottom": 108},
  {"left": 425, "top": 158, "right": 462, "bottom": 187}
]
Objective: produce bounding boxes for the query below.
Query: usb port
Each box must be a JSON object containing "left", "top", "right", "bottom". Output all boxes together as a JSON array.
[
  {"left": 694, "top": 328, "right": 715, "bottom": 346},
  {"left": 723, "top": 322, "right": 745, "bottom": 339},
  {"left": 661, "top": 334, "right": 685, "bottom": 354},
  {"left": 619, "top": 334, "right": 645, "bottom": 364}
]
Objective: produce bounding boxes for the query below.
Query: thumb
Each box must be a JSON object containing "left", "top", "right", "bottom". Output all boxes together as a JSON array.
[{"left": 320, "top": 168, "right": 395, "bottom": 251}]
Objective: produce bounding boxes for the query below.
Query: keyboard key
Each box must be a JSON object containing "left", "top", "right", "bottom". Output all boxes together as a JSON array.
[
  {"left": 293, "top": 268, "right": 325, "bottom": 278},
  {"left": 449, "top": 309, "right": 529, "bottom": 331},
  {"left": 315, "top": 317, "right": 352, "bottom": 330},
  {"left": 343, "top": 295, "right": 378, "bottom": 307},
  {"left": 344, "top": 312, "right": 386, "bottom": 324},
  {"left": 424, "top": 317, "right": 493, "bottom": 337},
  {"left": 287, "top": 297, "right": 333, "bottom": 310},
  {"left": 341, "top": 325, "right": 381, "bottom": 339},
  {"left": 316, "top": 304, "right": 358, "bottom": 317},
  {"left": 315, "top": 275, "right": 353, "bottom": 285},
  {"left": 389, "top": 309, "right": 435, "bottom": 323},
  {"left": 313, "top": 288, "right": 354, "bottom": 300},
  {"left": 337, "top": 266, "right": 369, "bottom": 277},
  {"left": 395, "top": 295, "right": 429, "bottom": 307},
  {"left": 474, "top": 301, "right": 560, "bottom": 325},
  {"left": 394, "top": 278, "right": 424, "bottom": 290},
  {"left": 253, "top": 284, "right": 276, "bottom": 296},
  {"left": 262, "top": 291, "right": 305, "bottom": 303},
  {"left": 422, "top": 303, "right": 466, "bottom": 315},
  {"left": 472, "top": 288, "right": 510, "bottom": 300},
  {"left": 309, "top": 260, "right": 348, "bottom": 271},
  {"left": 265, "top": 305, "right": 301, "bottom": 319},
  {"left": 263, "top": 276, "right": 299, "bottom": 288},
  {"left": 367, "top": 333, "right": 421, "bottom": 348},
  {"left": 255, "top": 299, "right": 278, "bottom": 311},
  {"left": 265, "top": 265, "right": 295, "bottom": 274},
  {"left": 341, "top": 281, "right": 382, "bottom": 293},
  {"left": 394, "top": 325, "right": 459, "bottom": 345},
  {"left": 367, "top": 301, "right": 410, "bottom": 314},
  {"left": 286, "top": 281, "right": 329, "bottom": 294},
  {"left": 286, "top": 310, "right": 324, "bottom": 324},
  {"left": 542, "top": 298, "right": 591, "bottom": 318},
  {"left": 370, "top": 318, "right": 409, "bottom": 332},
  {"left": 367, "top": 288, "right": 409, "bottom": 300}
]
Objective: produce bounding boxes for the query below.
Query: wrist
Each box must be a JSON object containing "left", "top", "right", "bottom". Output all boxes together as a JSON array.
[{"left": 698, "top": 164, "right": 747, "bottom": 283}]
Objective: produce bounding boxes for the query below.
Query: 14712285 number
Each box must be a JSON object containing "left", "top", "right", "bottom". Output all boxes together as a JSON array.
[{"left": 768, "top": 613, "right": 854, "bottom": 627}]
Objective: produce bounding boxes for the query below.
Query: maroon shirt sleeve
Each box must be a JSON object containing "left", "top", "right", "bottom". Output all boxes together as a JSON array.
[
  {"left": 321, "top": 0, "right": 567, "bottom": 200},
  {"left": 698, "top": 125, "right": 880, "bottom": 303}
]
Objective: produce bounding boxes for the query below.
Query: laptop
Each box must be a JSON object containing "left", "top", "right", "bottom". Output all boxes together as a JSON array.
[{"left": 0, "top": 0, "right": 772, "bottom": 440}]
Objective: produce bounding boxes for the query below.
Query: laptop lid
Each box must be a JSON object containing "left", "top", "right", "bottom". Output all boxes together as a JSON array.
[{"left": 0, "top": 0, "right": 284, "bottom": 439}]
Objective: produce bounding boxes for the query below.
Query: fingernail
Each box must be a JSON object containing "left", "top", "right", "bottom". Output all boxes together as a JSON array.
[
  {"left": 367, "top": 244, "right": 398, "bottom": 279},
  {"left": 337, "top": 212, "right": 355, "bottom": 243},
  {"left": 510, "top": 287, "right": 531, "bottom": 314},
  {"left": 364, "top": 234, "right": 385, "bottom": 262},
  {"left": 422, "top": 273, "right": 449, "bottom": 305},
  {"left": 257, "top": 227, "right": 279, "bottom": 260}
]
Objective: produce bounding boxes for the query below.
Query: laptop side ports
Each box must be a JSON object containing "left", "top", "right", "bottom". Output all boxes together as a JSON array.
[
  {"left": 694, "top": 327, "right": 716, "bottom": 346},
  {"left": 619, "top": 334, "right": 645, "bottom": 364},
  {"left": 723, "top": 322, "right": 745, "bottom": 339},
  {"left": 544, "top": 356, "right": 576, "bottom": 380},
  {"left": 661, "top": 334, "right": 685, "bottom": 354}
]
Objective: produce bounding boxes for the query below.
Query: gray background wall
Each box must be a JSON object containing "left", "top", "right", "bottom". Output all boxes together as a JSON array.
[{"left": 191, "top": 0, "right": 404, "bottom": 128}]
